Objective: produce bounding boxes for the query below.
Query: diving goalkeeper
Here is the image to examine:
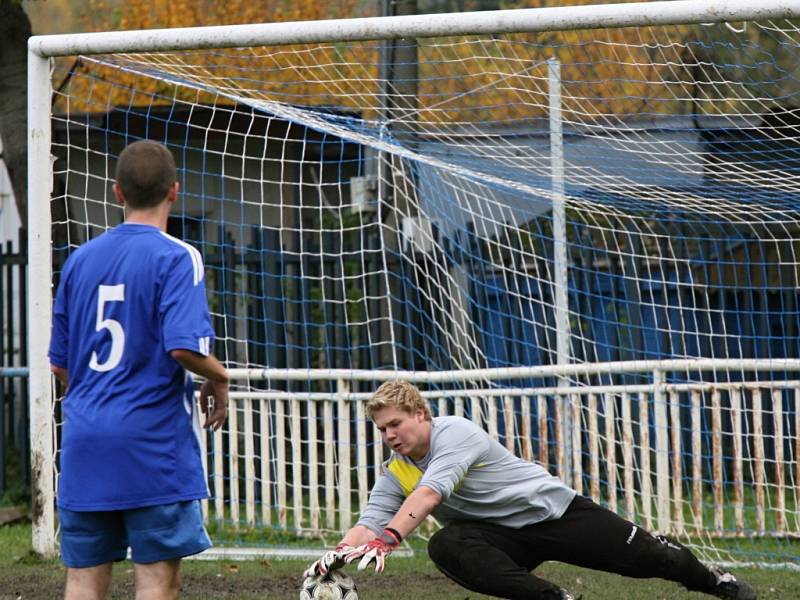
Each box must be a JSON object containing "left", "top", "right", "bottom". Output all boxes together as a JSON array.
[{"left": 305, "top": 380, "right": 756, "bottom": 600}]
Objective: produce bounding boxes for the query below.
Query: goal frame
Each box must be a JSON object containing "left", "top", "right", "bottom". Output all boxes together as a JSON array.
[{"left": 27, "top": 0, "right": 800, "bottom": 557}]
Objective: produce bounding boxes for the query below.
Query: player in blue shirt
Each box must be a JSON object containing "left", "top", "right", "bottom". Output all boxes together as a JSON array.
[{"left": 49, "top": 140, "right": 229, "bottom": 600}]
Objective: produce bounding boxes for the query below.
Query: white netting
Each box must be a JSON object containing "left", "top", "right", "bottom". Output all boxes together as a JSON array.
[{"left": 48, "top": 16, "right": 800, "bottom": 566}]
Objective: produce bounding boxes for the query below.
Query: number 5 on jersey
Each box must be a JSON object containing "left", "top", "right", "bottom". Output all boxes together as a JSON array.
[{"left": 89, "top": 284, "right": 126, "bottom": 372}]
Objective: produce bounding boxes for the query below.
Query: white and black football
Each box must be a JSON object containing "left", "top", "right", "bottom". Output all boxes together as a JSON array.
[{"left": 299, "top": 571, "right": 358, "bottom": 600}]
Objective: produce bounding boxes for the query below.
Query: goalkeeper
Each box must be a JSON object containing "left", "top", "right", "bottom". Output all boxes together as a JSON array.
[{"left": 305, "top": 380, "right": 756, "bottom": 600}]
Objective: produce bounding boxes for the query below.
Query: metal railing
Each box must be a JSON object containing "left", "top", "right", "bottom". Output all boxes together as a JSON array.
[
  {"left": 0, "top": 229, "right": 28, "bottom": 497},
  {"left": 201, "top": 360, "right": 800, "bottom": 541}
]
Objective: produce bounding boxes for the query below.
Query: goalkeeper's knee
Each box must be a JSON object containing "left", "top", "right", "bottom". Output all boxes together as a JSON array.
[
  {"left": 427, "top": 525, "right": 461, "bottom": 570},
  {"left": 428, "top": 524, "right": 491, "bottom": 586},
  {"left": 429, "top": 526, "right": 566, "bottom": 600}
]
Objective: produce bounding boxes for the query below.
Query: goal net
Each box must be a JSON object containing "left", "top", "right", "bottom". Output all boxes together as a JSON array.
[{"left": 30, "top": 2, "right": 800, "bottom": 567}]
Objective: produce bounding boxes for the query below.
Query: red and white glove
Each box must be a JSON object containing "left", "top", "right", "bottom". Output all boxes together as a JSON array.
[
  {"left": 303, "top": 543, "right": 355, "bottom": 578},
  {"left": 344, "top": 528, "right": 402, "bottom": 573}
]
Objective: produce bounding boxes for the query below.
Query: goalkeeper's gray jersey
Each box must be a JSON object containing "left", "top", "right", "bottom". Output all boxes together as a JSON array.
[{"left": 357, "top": 416, "right": 576, "bottom": 533}]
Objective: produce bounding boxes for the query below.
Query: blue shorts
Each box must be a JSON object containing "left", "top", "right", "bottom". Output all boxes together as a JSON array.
[{"left": 58, "top": 500, "right": 211, "bottom": 568}]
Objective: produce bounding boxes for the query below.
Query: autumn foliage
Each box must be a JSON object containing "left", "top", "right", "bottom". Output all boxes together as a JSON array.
[{"left": 53, "top": 1, "right": 760, "bottom": 126}]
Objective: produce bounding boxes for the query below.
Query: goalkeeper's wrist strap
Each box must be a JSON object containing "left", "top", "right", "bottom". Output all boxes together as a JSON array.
[{"left": 380, "top": 527, "right": 402, "bottom": 546}]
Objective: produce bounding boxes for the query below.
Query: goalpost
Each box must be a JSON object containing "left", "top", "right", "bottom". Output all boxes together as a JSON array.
[{"left": 28, "top": 0, "right": 800, "bottom": 567}]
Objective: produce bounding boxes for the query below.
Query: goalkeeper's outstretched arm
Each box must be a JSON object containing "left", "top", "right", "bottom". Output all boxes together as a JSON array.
[
  {"left": 381, "top": 485, "right": 442, "bottom": 540},
  {"left": 338, "top": 485, "right": 441, "bottom": 546},
  {"left": 339, "top": 525, "right": 377, "bottom": 548},
  {"left": 304, "top": 486, "right": 442, "bottom": 577},
  {"left": 341, "top": 486, "right": 443, "bottom": 573}
]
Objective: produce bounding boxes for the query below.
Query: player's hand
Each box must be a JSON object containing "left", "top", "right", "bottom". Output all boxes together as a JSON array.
[
  {"left": 344, "top": 528, "right": 401, "bottom": 573},
  {"left": 303, "top": 544, "right": 355, "bottom": 578},
  {"left": 200, "top": 378, "right": 229, "bottom": 431}
]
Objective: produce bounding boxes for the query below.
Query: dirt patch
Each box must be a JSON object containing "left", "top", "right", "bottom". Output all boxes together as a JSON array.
[{"left": 0, "top": 558, "right": 475, "bottom": 600}]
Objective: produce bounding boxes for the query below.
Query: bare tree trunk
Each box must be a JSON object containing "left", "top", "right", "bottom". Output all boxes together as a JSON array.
[{"left": 0, "top": 0, "right": 32, "bottom": 228}]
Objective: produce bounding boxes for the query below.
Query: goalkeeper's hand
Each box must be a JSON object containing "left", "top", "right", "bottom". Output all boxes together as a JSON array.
[
  {"left": 344, "top": 528, "right": 402, "bottom": 574},
  {"left": 303, "top": 543, "right": 355, "bottom": 578}
]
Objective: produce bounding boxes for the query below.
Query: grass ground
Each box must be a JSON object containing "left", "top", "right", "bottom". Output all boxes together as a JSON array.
[{"left": 2, "top": 521, "right": 800, "bottom": 599}]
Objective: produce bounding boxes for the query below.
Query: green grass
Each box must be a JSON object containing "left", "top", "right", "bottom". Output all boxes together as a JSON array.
[{"left": 3, "top": 521, "right": 800, "bottom": 599}]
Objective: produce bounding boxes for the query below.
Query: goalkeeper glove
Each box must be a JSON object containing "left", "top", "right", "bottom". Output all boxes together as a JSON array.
[
  {"left": 345, "top": 527, "right": 402, "bottom": 573},
  {"left": 303, "top": 543, "right": 355, "bottom": 578}
]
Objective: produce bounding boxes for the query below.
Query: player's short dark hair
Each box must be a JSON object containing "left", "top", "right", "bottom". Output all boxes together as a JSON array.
[{"left": 115, "top": 140, "right": 177, "bottom": 209}]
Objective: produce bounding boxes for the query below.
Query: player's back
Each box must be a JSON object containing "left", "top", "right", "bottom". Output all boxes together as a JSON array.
[
  {"left": 51, "top": 222, "right": 211, "bottom": 510},
  {"left": 60, "top": 222, "right": 201, "bottom": 396}
]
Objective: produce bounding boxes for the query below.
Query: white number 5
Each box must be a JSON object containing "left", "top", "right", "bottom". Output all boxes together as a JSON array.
[{"left": 89, "top": 284, "right": 126, "bottom": 372}]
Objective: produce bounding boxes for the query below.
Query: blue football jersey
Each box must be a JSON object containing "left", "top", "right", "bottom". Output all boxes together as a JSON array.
[{"left": 49, "top": 223, "right": 214, "bottom": 510}]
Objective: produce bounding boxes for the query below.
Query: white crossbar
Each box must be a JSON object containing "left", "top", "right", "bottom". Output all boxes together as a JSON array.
[{"left": 29, "top": 1, "right": 800, "bottom": 58}]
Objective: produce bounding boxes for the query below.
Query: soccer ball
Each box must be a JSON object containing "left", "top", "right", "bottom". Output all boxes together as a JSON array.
[{"left": 299, "top": 571, "right": 358, "bottom": 600}]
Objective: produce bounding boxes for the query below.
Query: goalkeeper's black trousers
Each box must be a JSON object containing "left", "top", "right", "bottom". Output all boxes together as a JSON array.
[{"left": 427, "top": 494, "right": 718, "bottom": 600}]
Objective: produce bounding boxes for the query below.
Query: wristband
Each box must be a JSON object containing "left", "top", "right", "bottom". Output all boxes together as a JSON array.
[{"left": 380, "top": 527, "right": 402, "bottom": 545}]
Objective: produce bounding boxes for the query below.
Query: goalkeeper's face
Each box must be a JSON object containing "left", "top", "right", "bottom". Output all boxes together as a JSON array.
[{"left": 373, "top": 406, "right": 431, "bottom": 461}]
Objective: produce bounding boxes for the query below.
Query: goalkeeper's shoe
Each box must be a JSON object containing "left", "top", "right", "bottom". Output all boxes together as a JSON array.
[{"left": 710, "top": 567, "right": 757, "bottom": 600}]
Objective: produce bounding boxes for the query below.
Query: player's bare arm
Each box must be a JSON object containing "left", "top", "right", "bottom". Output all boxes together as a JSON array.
[
  {"left": 342, "top": 486, "right": 442, "bottom": 574},
  {"left": 50, "top": 364, "right": 69, "bottom": 388},
  {"left": 385, "top": 485, "right": 442, "bottom": 540},
  {"left": 339, "top": 525, "right": 377, "bottom": 548},
  {"left": 170, "top": 349, "right": 229, "bottom": 430}
]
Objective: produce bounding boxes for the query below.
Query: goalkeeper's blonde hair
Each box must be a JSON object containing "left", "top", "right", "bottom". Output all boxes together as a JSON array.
[{"left": 367, "top": 380, "right": 431, "bottom": 421}]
